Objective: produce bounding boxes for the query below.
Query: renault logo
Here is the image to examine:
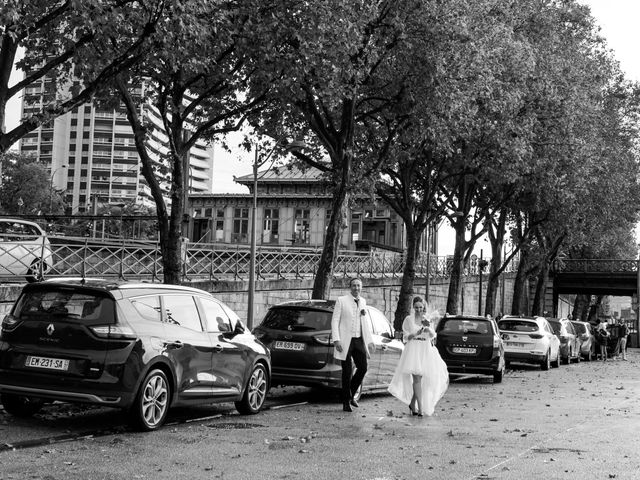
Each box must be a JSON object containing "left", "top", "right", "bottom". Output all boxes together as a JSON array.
[{"left": 46, "top": 324, "right": 55, "bottom": 336}]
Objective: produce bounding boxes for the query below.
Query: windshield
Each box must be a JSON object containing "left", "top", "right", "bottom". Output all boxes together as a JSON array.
[
  {"left": 12, "top": 288, "right": 115, "bottom": 326},
  {"left": 260, "top": 308, "right": 332, "bottom": 331},
  {"left": 572, "top": 322, "right": 586, "bottom": 335}
]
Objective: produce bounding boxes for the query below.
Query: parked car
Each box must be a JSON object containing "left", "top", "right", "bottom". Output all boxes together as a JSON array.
[
  {"left": 571, "top": 320, "right": 596, "bottom": 361},
  {"left": 498, "top": 316, "right": 561, "bottom": 370},
  {"left": 0, "top": 279, "right": 270, "bottom": 431},
  {"left": 252, "top": 300, "right": 403, "bottom": 397},
  {"left": 435, "top": 314, "right": 506, "bottom": 383},
  {"left": 547, "top": 318, "right": 581, "bottom": 364},
  {"left": 0, "top": 218, "right": 53, "bottom": 282}
]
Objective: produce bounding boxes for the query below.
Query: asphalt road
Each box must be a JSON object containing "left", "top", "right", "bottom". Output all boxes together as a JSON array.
[{"left": 1, "top": 350, "right": 639, "bottom": 480}]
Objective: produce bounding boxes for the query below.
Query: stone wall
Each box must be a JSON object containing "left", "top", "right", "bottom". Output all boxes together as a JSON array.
[{"left": 0, "top": 273, "right": 523, "bottom": 325}]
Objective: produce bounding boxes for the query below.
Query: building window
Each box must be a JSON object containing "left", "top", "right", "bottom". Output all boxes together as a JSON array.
[
  {"left": 215, "top": 209, "right": 225, "bottom": 241},
  {"left": 232, "top": 208, "right": 248, "bottom": 243},
  {"left": 294, "top": 208, "right": 310, "bottom": 245},
  {"left": 351, "top": 222, "right": 360, "bottom": 243},
  {"left": 262, "top": 208, "right": 279, "bottom": 244}
]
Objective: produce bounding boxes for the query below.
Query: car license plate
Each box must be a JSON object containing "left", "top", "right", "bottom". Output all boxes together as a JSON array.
[
  {"left": 274, "top": 341, "right": 305, "bottom": 351},
  {"left": 452, "top": 347, "right": 476, "bottom": 354},
  {"left": 508, "top": 342, "right": 525, "bottom": 348},
  {"left": 25, "top": 355, "right": 70, "bottom": 371}
]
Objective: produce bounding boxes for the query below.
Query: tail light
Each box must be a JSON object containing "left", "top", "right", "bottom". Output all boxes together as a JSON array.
[
  {"left": 1, "top": 314, "right": 20, "bottom": 333},
  {"left": 529, "top": 333, "right": 543, "bottom": 339},
  {"left": 90, "top": 325, "right": 136, "bottom": 339},
  {"left": 493, "top": 335, "right": 501, "bottom": 354},
  {"left": 313, "top": 333, "right": 331, "bottom": 345}
]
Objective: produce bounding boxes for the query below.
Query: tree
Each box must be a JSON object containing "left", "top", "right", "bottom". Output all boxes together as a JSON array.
[
  {"left": 245, "top": 0, "right": 421, "bottom": 299},
  {"left": 112, "top": 0, "right": 267, "bottom": 284},
  {"left": 0, "top": 152, "right": 61, "bottom": 214},
  {"left": 0, "top": 0, "right": 165, "bottom": 153}
]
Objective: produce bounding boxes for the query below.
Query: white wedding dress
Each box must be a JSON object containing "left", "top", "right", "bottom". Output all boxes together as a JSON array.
[{"left": 388, "top": 315, "right": 449, "bottom": 416}]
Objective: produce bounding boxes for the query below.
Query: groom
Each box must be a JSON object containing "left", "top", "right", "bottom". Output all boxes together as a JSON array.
[{"left": 331, "top": 277, "right": 375, "bottom": 412}]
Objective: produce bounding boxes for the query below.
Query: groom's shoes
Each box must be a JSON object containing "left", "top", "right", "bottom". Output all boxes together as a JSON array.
[
  {"left": 349, "top": 397, "right": 359, "bottom": 408},
  {"left": 343, "top": 401, "right": 353, "bottom": 412}
]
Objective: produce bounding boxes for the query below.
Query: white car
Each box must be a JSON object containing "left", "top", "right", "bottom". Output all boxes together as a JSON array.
[
  {"left": 0, "top": 219, "right": 53, "bottom": 282},
  {"left": 498, "top": 316, "right": 561, "bottom": 370}
]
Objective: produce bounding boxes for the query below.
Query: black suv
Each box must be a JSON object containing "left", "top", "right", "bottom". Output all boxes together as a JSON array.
[
  {"left": 435, "top": 315, "right": 506, "bottom": 383},
  {"left": 0, "top": 279, "right": 270, "bottom": 430},
  {"left": 252, "top": 300, "right": 403, "bottom": 397}
]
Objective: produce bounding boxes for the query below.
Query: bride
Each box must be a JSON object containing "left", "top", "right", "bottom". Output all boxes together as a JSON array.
[{"left": 388, "top": 296, "right": 449, "bottom": 416}]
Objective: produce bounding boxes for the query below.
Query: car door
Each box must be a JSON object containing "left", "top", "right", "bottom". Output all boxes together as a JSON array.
[
  {"left": 364, "top": 307, "right": 403, "bottom": 387},
  {"left": 160, "top": 294, "right": 215, "bottom": 399},
  {"left": 198, "top": 296, "right": 248, "bottom": 397}
]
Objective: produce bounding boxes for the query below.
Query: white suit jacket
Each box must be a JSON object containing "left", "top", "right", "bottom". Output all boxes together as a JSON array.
[{"left": 331, "top": 294, "right": 374, "bottom": 361}]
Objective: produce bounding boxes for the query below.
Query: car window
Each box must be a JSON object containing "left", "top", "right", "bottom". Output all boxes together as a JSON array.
[
  {"left": 367, "top": 308, "right": 392, "bottom": 336},
  {"left": 441, "top": 319, "right": 491, "bottom": 334},
  {"left": 498, "top": 319, "right": 538, "bottom": 332},
  {"left": 0, "top": 221, "right": 41, "bottom": 241},
  {"left": 199, "top": 297, "right": 232, "bottom": 333},
  {"left": 548, "top": 322, "right": 561, "bottom": 335},
  {"left": 162, "top": 295, "right": 203, "bottom": 332},
  {"left": 260, "top": 308, "right": 332, "bottom": 331},
  {"left": 571, "top": 322, "right": 584, "bottom": 334},
  {"left": 12, "top": 288, "right": 115, "bottom": 326},
  {"left": 130, "top": 296, "right": 162, "bottom": 322},
  {"left": 565, "top": 322, "right": 575, "bottom": 335}
]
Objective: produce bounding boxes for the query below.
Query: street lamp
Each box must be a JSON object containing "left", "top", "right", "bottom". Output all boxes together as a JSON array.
[
  {"left": 49, "top": 165, "right": 67, "bottom": 212},
  {"left": 247, "top": 138, "right": 304, "bottom": 329}
]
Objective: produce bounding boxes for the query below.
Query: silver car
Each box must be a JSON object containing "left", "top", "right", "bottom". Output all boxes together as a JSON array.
[
  {"left": 498, "top": 316, "right": 561, "bottom": 370},
  {"left": 0, "top": 219, "right": 53, "bottom": 282},
  {"left": 571, "top": 320, "right": 596, "bottom": 361}
]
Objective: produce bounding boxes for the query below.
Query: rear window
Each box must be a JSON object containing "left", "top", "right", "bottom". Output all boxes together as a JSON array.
[
  {"left": 12, "top": 288, "right": 115, "bottom": 326},
  {"left": 260, "top": 307, "right": 332, "bottom": 331},
  {"left": 572, "top": 322, "right": 586, "bottom": 335},
  {"left": 498, "top": 319, "right": 539, "bottom": 332},
  {"left": 440, "top": 318, "right": 492, "bottom": 335}
]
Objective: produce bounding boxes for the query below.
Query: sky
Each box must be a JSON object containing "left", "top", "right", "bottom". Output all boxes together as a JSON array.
[{"left": 4, "top": 1, "right": 639, "bottom": 197}]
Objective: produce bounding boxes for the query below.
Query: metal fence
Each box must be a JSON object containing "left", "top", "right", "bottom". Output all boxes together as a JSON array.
[{"left": 0, "top": 235, "right": 520, "bottom": 283}]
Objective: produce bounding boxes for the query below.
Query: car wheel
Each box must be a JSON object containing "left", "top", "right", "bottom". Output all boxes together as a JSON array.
[
  {"left": 493, "top": 365, "right": 504, "bottom": 383},
  {"left": 235, "top": 363, "right": 269, "bottom": 415},
  {"left": 549, "top": 349, "right": 558, "bottom": 368},
  {"left": 25, "top": 259, "right": 47, "bottom": 283},
  {"left": 1, "top": 394, "right": 45, "bottom": 417},
  {"left": 541, "top": 351, "right": 551, "bottom": 370},
  {"left": 129, "top": 369, "right": 170, "bottom": 431}
]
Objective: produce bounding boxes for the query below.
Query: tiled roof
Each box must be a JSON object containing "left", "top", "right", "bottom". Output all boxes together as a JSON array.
[{"left": 235, "top": 164, "right": 326, "bottom": 184}]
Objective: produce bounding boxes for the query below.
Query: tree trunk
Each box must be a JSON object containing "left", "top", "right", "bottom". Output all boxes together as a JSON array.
[
  {"left": 446, "top": 225, "right": 466, "bottom": 315},
  {"left": 311, "top": 181, "right": 348, "bottom": 299},
  {"left": 511, "top": 249, "right": 530, "bottom": 315},
  {"left": 531, "top": 261, "right": 550, "bottom": 316},
  {"left": 484, "top": 253, "right": 502, "bottom": 317},
  {"left": 393, "top": 225, "right": 421, "bottom": 332},
  {"left": 572, "top": 294, "right": 590, "bottom": 321}
]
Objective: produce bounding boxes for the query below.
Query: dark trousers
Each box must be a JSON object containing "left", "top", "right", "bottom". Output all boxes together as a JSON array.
[{"left": 341, "top": 337, "right": 368, "bottom": 401}]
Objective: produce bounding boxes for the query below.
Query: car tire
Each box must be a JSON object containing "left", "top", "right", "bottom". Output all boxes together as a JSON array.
[
  {"left": 1, "top": 394, "right": 45, "bottom": 417},
  {"left": 493, "top": 366, "right": 504, "bottom": 383},
  {"left": 129, "top": 369, "right": 170, "bottom": 431},
  {"left": 25, "top": 259, "right": 47, "bottom": 283},
  {"left": 541, "top": 351, "right": 551, "bottom": 370},
  {"left": 235, "top": 363, "right": 269, "bottom": 415},
  {"left": 549, "top": 350, "right": 560, "bottom": 368}
]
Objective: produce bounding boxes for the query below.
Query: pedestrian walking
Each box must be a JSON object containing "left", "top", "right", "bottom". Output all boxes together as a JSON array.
[
  {"left": 388, "top": 296, "right": 448, "bottom": 417},
  {"left": 596, "top": 319, "right": 609, "bottom": 362},
  {"left": 331, "top": 277, "right": 375, "bottom": 413},
  {"left": 615, "top": 320, "right": 629, "bottom": 360}
]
